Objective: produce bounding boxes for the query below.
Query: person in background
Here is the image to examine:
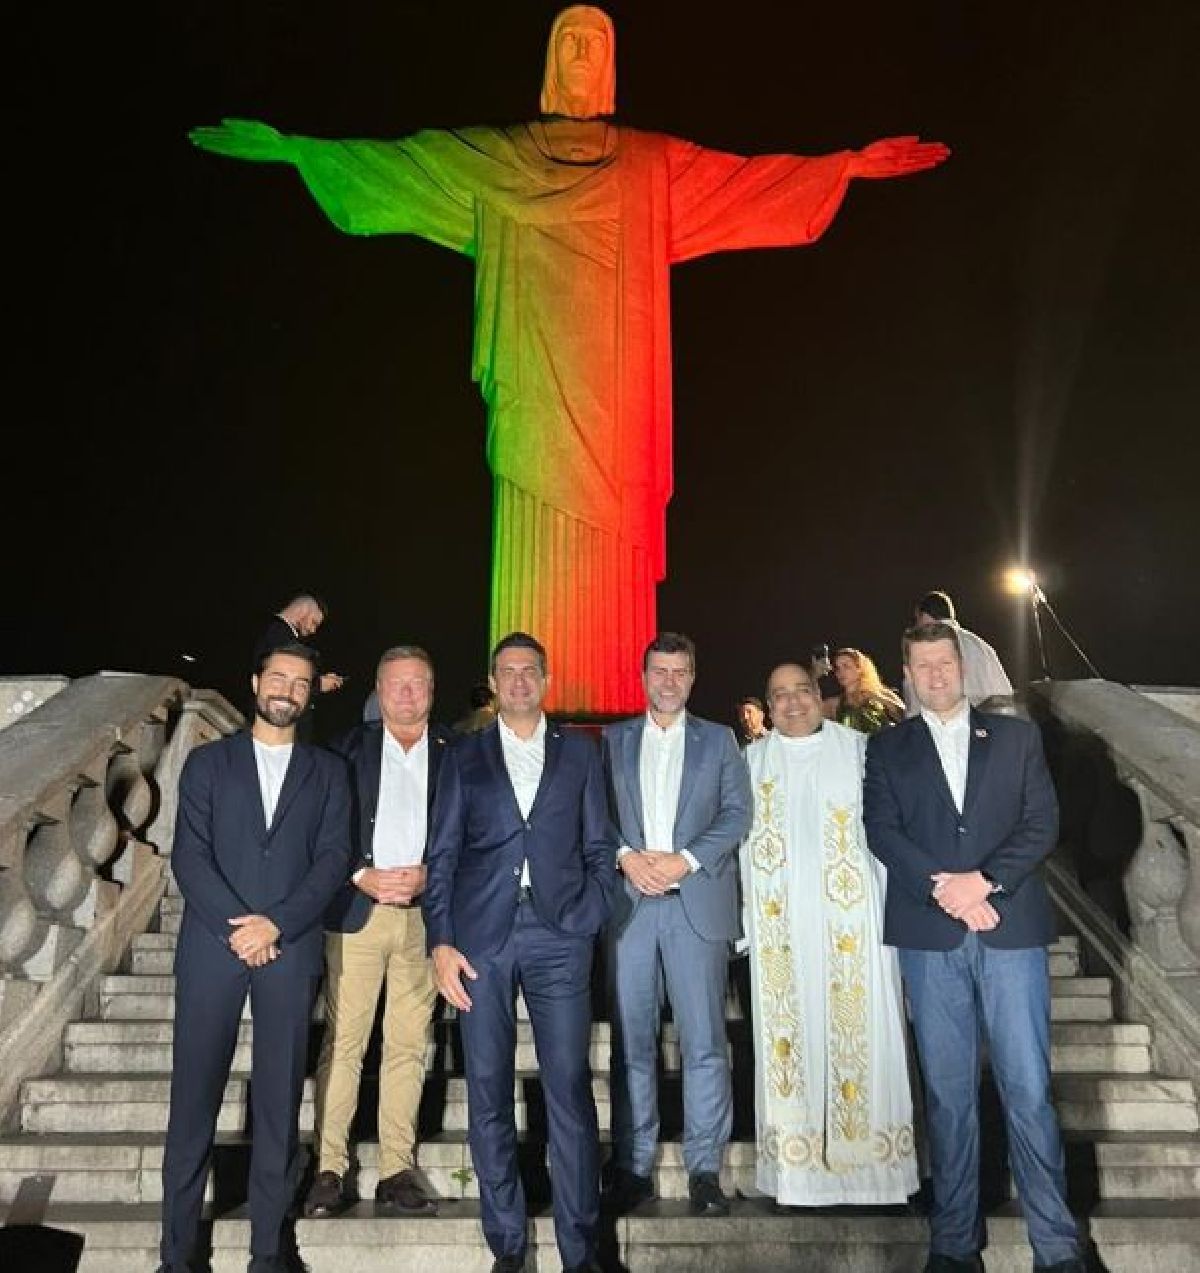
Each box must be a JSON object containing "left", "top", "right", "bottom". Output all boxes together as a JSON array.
[
  {"left": 901, "top": 590, "right": 1013, "bottom": 716},
  {"left": 735, "top": 695, "right": 770, "bottom": 747},
  {"left": 454, "top": 682, "right": 498, "bottom": 734},
  {"left": 832, "top": 647, "right": 905, "bottom": 735}
]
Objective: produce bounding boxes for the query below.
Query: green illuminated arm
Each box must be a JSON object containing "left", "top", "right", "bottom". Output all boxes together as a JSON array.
[{"left": 189, "top": 118, "right": 476, "bottom": 255}]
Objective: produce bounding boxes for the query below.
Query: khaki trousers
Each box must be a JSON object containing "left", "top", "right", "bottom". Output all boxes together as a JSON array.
[{"left": 314, "top": 903, "right": 436, "bottom": 1179}]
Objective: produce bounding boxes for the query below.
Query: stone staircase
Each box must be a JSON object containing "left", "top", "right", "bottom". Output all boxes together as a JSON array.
[{"left": 2, "top": 886, "right": 1199, "bottom": 1272}]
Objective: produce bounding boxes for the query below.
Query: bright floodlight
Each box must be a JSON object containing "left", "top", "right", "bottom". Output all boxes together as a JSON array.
[{"left": 1004, "top": 567, "right": 1037, "bottom": 596}]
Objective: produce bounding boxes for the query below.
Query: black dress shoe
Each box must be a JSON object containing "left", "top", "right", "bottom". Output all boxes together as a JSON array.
[
  {"left": 601, "top": 1165, "right": 656, "bottom": 1213},
  {"left": 491, "top": 1257, "right": 526, "bottom": 1273},
  {"left": 247, "top": 1258, "right": 287, "bottom": 1273},
  {"left": 375, "top": 1168, "right": 438, "bottom": 1213},
  {"left": 923, "top": 1255, "right": 985, "bottom": 1273},
  {"left": 302, "top": 1169, "right": 344, "bottom": 1217},
  {"left": 687, "top": 1171, "right": 731, "bottom": 1216}
]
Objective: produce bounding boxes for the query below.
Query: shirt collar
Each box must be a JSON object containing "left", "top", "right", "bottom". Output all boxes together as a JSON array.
[
  {"left": 645, "top": 711, "right": 686, "bottom": 736},
  {"left": 921, "top": 700, "right": 970, "bottom": 734},
  {"left": 498, "top": 713, "right": 547, "bottom": 746},
  {"left": 382, "top": 725, "right": 428, "bottom": 758}
]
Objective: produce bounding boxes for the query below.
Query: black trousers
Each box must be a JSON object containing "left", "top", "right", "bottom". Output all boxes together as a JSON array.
[{"left": 160, "top": 934, "right": 318, "bottom": 1265}]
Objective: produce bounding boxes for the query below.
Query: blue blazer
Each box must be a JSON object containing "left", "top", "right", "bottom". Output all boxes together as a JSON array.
[
  {"left": 322, "top": 721, "right": 454, "bottom": 933},
  {"left": 423, "top": 721, "right": 617, "bottom": 960},
  {"left": 602, "top": 713, "right": 752, "bottom": 942},
  {"left": 171, "top": 731, "right": 352, "bottom": 975},
  {"left": 863, "top": 709, "right": 1059, "bottom": 951}
]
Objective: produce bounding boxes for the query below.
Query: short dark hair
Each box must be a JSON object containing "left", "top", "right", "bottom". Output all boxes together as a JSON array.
[
  {"left": 490, "top": 631, "right": 547, "bottom": 674},
  {"left": 256, "top": 640, "right": 320, "bottom": 678},
  {"left": 737, "top": 695, "right": 765, "bottom": 711},
  {"left": 642, "top": 631, "right": 696, "bottom": 673},
  {"left": 376, "top": 644, "right": 435, "bottom": 681},
  {"left": 916, "top": 590, "right": 956, "bottom": 622},
  {"left": 469, "top": 682, "right": 495, "bottom": 709},
  {"left": 902, "top": 621, "right": 962, "bottom": 666}
]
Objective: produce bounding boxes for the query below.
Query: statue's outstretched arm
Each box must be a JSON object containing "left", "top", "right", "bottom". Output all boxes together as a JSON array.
[
  {"left": 850, "top": 135, "right": 950, "bottom": 180},
  {"left": 188, "top": 118, "right": 294, "bottom": 163}
]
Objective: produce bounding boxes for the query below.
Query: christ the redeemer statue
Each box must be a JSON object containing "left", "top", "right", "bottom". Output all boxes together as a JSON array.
[{"left": 192, "top": 6, "right": 948, "bottom": 714}]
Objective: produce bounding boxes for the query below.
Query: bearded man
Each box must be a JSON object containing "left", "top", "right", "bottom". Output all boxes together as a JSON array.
[{"left": 158, "top": 643, "right": 351, "bottom": 1273}]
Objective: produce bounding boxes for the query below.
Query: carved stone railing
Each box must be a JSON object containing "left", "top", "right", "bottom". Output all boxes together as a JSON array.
[
  {"left": 0, "top": 673, "right": 241, "bottom": 1127},
  {"left": 1034, "top": 679, "right": 1200, "bottom": 1083}
]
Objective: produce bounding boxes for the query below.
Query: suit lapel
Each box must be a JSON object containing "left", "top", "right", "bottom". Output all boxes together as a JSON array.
[
  {"left": 268, "top": 744, "right": 313, "bottom": 836},
  {"left": 962, "top": 709, "right": 993, "bottom": 819},
  {"left": 528, "top": 722, "right": 563, "bottom": 820},
  {"left": 674, "top": 714, "right": 703, "bottom": 835},
  {"left": 233, "top": 732, "right": 268, "bottom": 841},
  {"left": 427, "top": 727, "right": 448, "bottom": 812},
  {"left": 485, "top": 723, "right": 527, "bottom": 825},
  {"left": 910, "top": 718, "right": 960, "bottom": 819},
  {"left": 624, "top": 718, "right": 646, "bottom": 845},
  {"left": 362, "top": 726, "right": 384, "bottom": 823}
]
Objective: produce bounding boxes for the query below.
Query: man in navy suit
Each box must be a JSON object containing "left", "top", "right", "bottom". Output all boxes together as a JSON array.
[
  {"left": 159, "top": 643, "right": 351, "bottom": 1273},
  {"left": 601, "top": 632, "right": 752, "bottom": 1216},
  {"left": 424, "top": 632, "right": 616, "bottom": 1273},
  {"left": 864, "top": 622, "right": 1082, "bottom": 1273},
  {"left": 305, "top": 645, "right": 452, "bottom": 1217}
]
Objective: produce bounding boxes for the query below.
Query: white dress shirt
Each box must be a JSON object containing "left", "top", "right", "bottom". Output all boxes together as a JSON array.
[
  {"left": 252, "top": 739, "right": 293, "bottom": 827},
  {"left": 498, "top": 713, "right": 547, "bottom": 888},
  {"left": 921, "top": 701, "right": 971, "bottom": 812},
  {"left": 618, "top": 713, "right": 698, "bottom": 881},
  {"left": 372, "top": 727, "right": 429, "bottom": 868}
]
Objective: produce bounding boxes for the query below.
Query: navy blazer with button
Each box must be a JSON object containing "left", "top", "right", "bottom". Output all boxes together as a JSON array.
[
  {"left": 863, "top": 709, "right": 1059, "bottom": 951},
  {"left": 171, "top": 731, "right": 352, "bottom": 976},
  {"left": 322, "top": 720, "right": 454, "bottom": 933},
  {"left": 423, "top": 720, "right": 617, "bottom": 960}
]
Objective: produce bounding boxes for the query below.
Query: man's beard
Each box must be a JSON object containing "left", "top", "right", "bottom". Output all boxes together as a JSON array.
[{"left": 255, "top": 695, "right": 304, "bottom": 728}]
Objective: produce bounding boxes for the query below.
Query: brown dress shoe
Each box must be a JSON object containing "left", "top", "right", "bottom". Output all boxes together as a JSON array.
[
  {"left": 375, "top": 1168, "right": 438, "bottom": 1213},
  {"left": 303, "top": 1170, "right": 344, "bottom": 1217}
]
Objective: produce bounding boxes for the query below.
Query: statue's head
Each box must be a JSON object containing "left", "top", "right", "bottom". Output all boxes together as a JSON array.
[{"left": 540, "top": 6, "right": 616, "bottom": 118}]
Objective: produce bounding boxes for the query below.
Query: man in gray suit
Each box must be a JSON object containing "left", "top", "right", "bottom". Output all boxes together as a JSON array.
[{"left": 601, "top": 633, "right": 753, "bottom": 1216}]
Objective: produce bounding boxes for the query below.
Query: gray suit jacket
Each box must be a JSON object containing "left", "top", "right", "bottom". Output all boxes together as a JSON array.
[{"left": 602, "top": 713, "right": 752, "bottom": 942}]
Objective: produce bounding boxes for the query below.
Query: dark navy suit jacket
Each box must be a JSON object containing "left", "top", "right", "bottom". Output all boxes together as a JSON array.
[
  {"left": 863, "top": 709, "right": 1059, "bottom": 951},
  {"left": 323, "top": 721, "right": 454, "bottom": 933},
  {"left": 171, "top": 731, "right": 351, "bottom": 975},
  {"left": 423, "top": 721, "right": 617, "bottom": 960}
]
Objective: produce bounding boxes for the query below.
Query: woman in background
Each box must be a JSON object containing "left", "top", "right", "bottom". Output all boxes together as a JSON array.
[{"left": 832, "top": 647, "right": 905, "bottom": 735}]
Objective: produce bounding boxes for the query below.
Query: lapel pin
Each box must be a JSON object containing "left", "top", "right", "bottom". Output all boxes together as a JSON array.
[{"left": 975, "top": 728, "right": 988, "bottom": 738}]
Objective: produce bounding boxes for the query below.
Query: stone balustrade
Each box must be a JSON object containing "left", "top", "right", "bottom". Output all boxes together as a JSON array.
[
  {"left": 0, "top": 673, "right": 241, "bottom": 1127},
  {"left": 1036, "top": 678, "right": 1200, "bottom": 1082}
]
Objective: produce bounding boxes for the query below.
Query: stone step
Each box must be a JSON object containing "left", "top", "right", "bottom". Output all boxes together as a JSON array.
[
  {"left": 4, "top": 1131, "right": 1196, "bottom": 1209},
  {"left": 18, "top": 1074, "right": 612, "bottom": 1137},
  {"left": 129, "top": 941, "right": 1086, "bottom": 979},
  {"left": 97, "top": 977, "right": 1117, "bottom": 1024},
  {"left": 22, "top": 1069, "right": 1196, "bottom": 1138},
  {"left": 4, "top": 1200, "right": 1197, "bottom": 1273},
  {"left": 61, "top": 1018, "right": 1152, "bottom": 1076}
]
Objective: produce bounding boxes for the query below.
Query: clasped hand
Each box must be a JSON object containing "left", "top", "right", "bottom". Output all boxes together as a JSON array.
[
  {"left": 930, "top": 870, "right": 999, "bottom": 932},
  {"left": 620, "top": 850, "right": 690, "bottom": 896},
  {"left": 357, "top": 865, "right": 427, "bottom": 906},
  {"left": 228, "top": 914, "right": 281, "bottom": 967}
]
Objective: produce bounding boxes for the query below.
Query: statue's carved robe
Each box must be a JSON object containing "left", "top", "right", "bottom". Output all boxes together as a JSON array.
[{"left": 291, "top": 125, "right": 851, "bottom": 712}]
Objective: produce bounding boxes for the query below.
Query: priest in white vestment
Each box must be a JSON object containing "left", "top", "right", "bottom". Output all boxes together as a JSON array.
[{"left": 740, "top": 662, "right": 919, "bottom": 1205}]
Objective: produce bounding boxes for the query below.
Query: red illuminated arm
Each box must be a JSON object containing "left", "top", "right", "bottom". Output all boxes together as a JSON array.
[{"left": 666, "top": 133, "right": 949, "bottom": 264}]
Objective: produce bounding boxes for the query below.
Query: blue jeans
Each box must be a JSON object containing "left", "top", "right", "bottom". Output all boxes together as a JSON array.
[{"left": 899, "top": 934, "right": 1079, "bottom": 1267}]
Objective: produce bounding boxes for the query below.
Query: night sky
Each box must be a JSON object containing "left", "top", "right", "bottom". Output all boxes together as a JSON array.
[{"left": 10, "top": 0, "right": 1198, "bottom": 737}]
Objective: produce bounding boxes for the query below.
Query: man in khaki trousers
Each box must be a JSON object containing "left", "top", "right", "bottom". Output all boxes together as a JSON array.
[{"left": 305, "top": 645, "right": 453, "bottom": 1216}]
